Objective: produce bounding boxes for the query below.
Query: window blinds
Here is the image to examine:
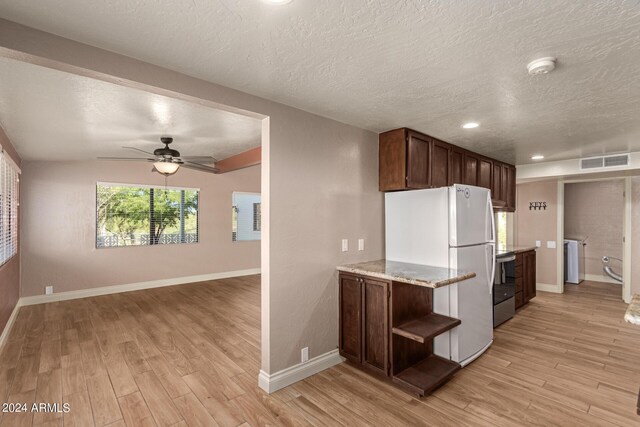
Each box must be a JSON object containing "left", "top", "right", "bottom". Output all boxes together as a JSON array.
[{"left": 0, "top": 150, "right": 19, "bottom": 266}]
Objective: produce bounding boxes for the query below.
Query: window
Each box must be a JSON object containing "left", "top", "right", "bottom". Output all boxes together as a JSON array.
[
  {"left": 0, "top": 150, "right": 19, "bottom": 266},
  {"left": 232, "top": 192, "right": 261, "bottom": 241},
  {"left": 96, "top": 183, "right": 199, "bottom": 248},
  {"left": 495, "top": 211, "right": 508, "bottom": 247}
]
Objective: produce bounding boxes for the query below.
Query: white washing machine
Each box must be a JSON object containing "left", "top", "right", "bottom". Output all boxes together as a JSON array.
[{"left": 564, "top": 239, "right": 585, "bottom": 284}]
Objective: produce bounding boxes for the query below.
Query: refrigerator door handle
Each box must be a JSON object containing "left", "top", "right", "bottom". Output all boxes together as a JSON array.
[
  {"left": 487, "top": 192, "right": 495, "bottom": 243},
  {"left": 488, "top": 243, "right": 496, "bottom": 293}
]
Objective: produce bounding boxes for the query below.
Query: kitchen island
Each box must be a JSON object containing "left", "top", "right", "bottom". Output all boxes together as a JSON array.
[{"left": 337, "top": 259, "right": 476, "bottom": 396}]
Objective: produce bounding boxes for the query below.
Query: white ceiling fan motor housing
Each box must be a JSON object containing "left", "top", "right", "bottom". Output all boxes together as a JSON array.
[{"left": 527, "top": 57, "right": 556, "bottom": 75}]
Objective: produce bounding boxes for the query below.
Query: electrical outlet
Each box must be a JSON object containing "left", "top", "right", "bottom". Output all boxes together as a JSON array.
[
  {"left": 341, "top": 239, "right": 348, "bottom": 252},
  {"left": 45, "top": 286, "right": 53, "bottom": 295},
  {"left": 358, "top": 239, "right": 365, "bottom": 251},
  {"left": 535, "top": 240, "right": 541, "bottom": 247},
  {"left": 301, "top": 347, "right": 309, "bottom": 363}
]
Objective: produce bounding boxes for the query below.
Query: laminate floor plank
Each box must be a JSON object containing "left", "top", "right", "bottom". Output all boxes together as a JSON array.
[{"left": 1, "top": 277, "right": 638, "bottom": 426}]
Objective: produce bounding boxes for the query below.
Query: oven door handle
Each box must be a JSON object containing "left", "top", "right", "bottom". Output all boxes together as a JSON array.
[{"left": 496, "top": 255, "right": 516, "bottom": 263}]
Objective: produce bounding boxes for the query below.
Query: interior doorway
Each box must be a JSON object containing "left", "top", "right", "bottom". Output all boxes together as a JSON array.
[{"left": 557, "top": 178, "right": 631, "bottom": 301}]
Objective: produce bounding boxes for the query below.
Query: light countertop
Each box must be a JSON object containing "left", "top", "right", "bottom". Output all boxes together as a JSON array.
[
  {"left": 624, "top": 294, "right": 640, "bottom": 326},
  {"left": 337, "top": 259, "right": 476, "bottom": 289},
  {"left": 496, "top": 245, "right": 537, "bottom": 257}
]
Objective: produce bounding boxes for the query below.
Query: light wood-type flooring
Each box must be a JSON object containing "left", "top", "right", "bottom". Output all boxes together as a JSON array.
[{"left": 1, "top": 277, "right": 639, "bottom": 426}]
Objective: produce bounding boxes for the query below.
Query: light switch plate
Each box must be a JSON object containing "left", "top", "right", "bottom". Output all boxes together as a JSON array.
[
  {"left": 358, "top": 239, "right": 365, "bottom": 251},
  {"left": 547, "top": 240, "right": 556, "bottom": 249},
  {"left": 341, "top": 239, "right": 348, "bottom": 252},
  {"left": 535, "top": 240, "right": 541, "bottom": 247}
]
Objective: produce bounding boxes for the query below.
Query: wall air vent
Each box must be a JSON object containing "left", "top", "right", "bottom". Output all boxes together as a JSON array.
[
  {"left": 604, "top": 154, "right": 629, "bottom": 167},
  {"left": 580, "top": 154, "right": 630, "bottom": 170},
  {"left": 580, "top": 157, "right": 604, "bottom": 169}
]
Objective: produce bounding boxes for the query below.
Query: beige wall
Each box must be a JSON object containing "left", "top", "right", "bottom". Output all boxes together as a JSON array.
[
  {"left": 20, "top": 161, "right": 260, "bottom": 297},
  {"left": 0, "top": 20, "right": 385, "bottom": 375},
  {"left": 565, "top": 181, "right": 624, "bottom": 279},
  {"left": 0, "top": 126, "right": 21, "bottom": 334},
  {"left": 514, "top": 180, "right": 558, "bottom": 286}
]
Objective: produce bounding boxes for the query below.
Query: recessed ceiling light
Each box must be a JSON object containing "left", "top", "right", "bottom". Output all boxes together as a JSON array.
[
  {"left": 531, "top": 154, "right": 545, "bottom": 160},
  {"left": 261, "top": 0, "right": 292, "bottom": 4},
  {"left": 462, "top": 122, "right": 479, "bottom": 129}
]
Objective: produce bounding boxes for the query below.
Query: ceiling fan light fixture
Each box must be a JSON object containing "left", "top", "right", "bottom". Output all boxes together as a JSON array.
[{"left": 154, "top": 161, "right": 180, "bottom": 175}]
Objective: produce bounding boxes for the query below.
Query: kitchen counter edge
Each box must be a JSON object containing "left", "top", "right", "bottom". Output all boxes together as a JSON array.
[
  {"left": 337, "top": 259, "right": 476, "bottom": 289},
  {"left": 496, "top": 245, "right": 538, "bottom": 257}
]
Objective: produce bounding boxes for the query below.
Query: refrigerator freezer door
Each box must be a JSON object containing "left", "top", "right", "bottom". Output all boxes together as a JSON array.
[
  {"left": 449, "top": 185, "right": 494, "bottom": 247},
  {"left": 434, "top": 244, "right": 494, "bottom": 365}
]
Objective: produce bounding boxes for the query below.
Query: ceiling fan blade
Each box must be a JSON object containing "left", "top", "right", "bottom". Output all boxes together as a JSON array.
[
  {"left": 179, "top": 156, "right": 218, "bottom": 163},
  {"left": 97, "top": 157, "right": 156, "bottom": 162},
  {"left": 181, "top": 161, "right": 220, "bottom": 174},
  {"left": 123, "top": 146, "right": 155, "bottom": 156}
]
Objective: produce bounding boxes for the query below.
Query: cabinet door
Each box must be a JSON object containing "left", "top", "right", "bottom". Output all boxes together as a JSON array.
[
  {"left": 407, "top": 132, "right": 431, "bottom": 189},
  {"left": 362, "top": 278, "right": 389, "bottom": 376},
  {"left": 506, "top": 166, "right": 516, "bottom": 211},
  {"left": 463, "top": 153, "right": 478, "bottom": 186},
  {"left": 449, "top": 148, "right": 464, "bottom": 185},
  {"left": 478, "top": 157, "right": 492, "bottom": 190},
  {"left": 431, "top": 139, "right": 450, "bottom": 188},
  {"left": 339, "top": 275, "right": 362, "bottom": 363},
  {"left": 491, "top": 162, "right": 502, "bottom": 203},
  {"left": 379, "top": 129, "right": 407, "bottom": 191},
  {"left": 524, "top": 251, "right": 536, "bottom": 302},
  {"left": 501, "top": 164, "right": 509, "bottom": 207}
]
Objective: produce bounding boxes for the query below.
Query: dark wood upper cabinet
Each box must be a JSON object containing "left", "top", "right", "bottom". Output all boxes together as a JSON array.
[
  {"left": 491, "top": 162, "right": 502, "bottom": 203},
  {"left": 406, "top": 131, "right": 431, "bottom": 189},
  {"left": 506, "top": 165, "right": 516, "bottom": 211},
  {"left": 478, "top": 157, "right": 492, "bottom": 190},
  {"left": 449, "top": 148, "right": 464, "bottom": 186},
  {"left": 379, "top": 127, "right": 516, "bottom": 211},
  {"left": 430, "top": 139, "right": 450, "bottom": 188},
  {"left": 463, "top": 154, "right": 478, "bottom": 186},
  {"left": 379, "top": 129, "right": 407, "bottom": 192}
]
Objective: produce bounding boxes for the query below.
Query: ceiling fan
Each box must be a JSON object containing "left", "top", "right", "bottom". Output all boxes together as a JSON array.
[{"left": 97, "top": 137, "right": 219, "bottom": 175}]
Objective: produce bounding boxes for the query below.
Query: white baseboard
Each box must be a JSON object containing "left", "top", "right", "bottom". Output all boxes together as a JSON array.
[
  {"left": 258, "top": 349, "right": 345, "bottom": 394},
  {"left": 20, "top": 268, "right": 261, "bottom": 306},
  {"left": 584, "top": 274, "right": 621, "bottom": 285},
  {"left": 536, "top": 282, "right": 562, "bottom": 293},
  {"left": 0, "top": 300, "right": 22, "bottom": 353}
]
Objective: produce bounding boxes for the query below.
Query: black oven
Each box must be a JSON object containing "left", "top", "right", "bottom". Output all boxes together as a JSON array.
[{"left": 494, "top": 254, "right": 516, "bottom": 327}]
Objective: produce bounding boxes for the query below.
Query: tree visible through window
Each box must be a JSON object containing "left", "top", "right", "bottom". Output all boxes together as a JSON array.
[{"left": 96, "top": 183, "right": 199, "bottom": 248}]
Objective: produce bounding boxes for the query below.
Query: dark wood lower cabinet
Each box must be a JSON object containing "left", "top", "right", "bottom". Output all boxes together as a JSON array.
[
  {"left": 339, "top": 273, "right": 461, "bottom": 396},
  {"left": 515, "top": 250, "right": 536, "bottom": 309},
  {"left": 339, "top": 274, "right": 362, "bottom": 363},
  {"left": 362, "top": 278, "right": 389, "bottom": 375}
]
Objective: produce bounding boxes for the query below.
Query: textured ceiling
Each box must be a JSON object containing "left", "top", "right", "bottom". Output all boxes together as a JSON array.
[
  {"left": 1, "top": 1, "right": 640, "bottom": 164},
  {"left": 0, "top": 57, "right": 261, "bottom": 161}
]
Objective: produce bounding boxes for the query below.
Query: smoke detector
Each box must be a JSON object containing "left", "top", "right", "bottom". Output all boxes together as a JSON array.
[{"left": 527, "top": 57, "right": 556, "bottom": 75}]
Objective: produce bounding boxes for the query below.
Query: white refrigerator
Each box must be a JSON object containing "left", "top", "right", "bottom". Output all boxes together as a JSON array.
[{"left": 385, "top": 184, "right": 495, "bottom": 366}]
